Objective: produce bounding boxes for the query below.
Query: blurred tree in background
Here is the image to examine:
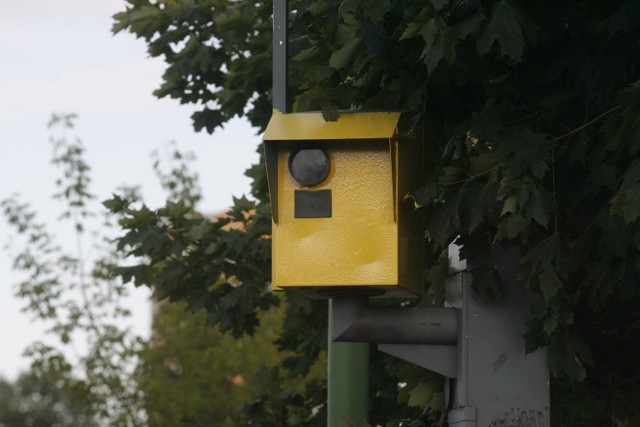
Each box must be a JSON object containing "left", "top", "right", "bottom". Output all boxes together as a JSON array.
[
  {"left": 141, "top": 302, "right": 299, "bottom": 425},
  {"left": 2, "top": 114, "right": 145, "bottom": 426},
  {"left": 0, "top": 373, "right": 96, "bottom": 427}
]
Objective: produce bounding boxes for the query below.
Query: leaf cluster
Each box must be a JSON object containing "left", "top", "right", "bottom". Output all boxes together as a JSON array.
[
  {"left": 113, "top": 0, "right": 274, "bottom": 132},
  {"left": 106, "top": 194, "right": 278, "bottom": 338}
]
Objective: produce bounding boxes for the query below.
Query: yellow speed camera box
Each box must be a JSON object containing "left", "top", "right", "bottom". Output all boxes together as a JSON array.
[{"left": 263, "top": 111, "right": 424, "bottom": 297}]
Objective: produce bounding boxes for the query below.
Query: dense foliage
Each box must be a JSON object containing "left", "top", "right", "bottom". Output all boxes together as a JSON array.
[{"left": 112, "top": 0, "right": 640, "bottom": 425}]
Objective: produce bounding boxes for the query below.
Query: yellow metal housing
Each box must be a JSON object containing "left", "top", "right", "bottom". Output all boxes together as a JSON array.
[{"left": 263, "top": 111, "right": 424, "bottom": 297}]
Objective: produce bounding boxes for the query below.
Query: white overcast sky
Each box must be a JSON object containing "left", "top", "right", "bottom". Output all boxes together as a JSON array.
[{"left": 0, "top": 0, "right": 261, "bottom": 380}]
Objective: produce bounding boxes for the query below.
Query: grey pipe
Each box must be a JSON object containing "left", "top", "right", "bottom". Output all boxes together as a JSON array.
[{"left": 331, "top": 296, "right": 458, "bottom": 345}]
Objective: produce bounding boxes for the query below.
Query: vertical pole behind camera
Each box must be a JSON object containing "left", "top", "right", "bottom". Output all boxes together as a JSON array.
[{"left": 272, "top": 0, "right": 288, "bottom": 114}]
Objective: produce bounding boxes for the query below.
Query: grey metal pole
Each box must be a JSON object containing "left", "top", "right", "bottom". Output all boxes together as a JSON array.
[{"left": 272, "top": 0, "right": 288, "bottom": 113}]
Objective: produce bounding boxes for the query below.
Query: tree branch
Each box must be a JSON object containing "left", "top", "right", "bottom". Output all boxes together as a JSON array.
[
  {"left": 593, "top": 373, "right": 640, "bottom": 397},
  {"left": 552, "top": 105, "right": 622, "bottom": 143},
  {"left": 444, "top": 164, "right": 502, "bottom": 186}
]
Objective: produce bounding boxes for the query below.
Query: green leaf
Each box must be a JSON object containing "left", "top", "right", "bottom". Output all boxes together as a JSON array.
[
  {"left": 453, "top": 11, "right": 486, "bottom": 40},
  {"left": 543, "top": 307, "right": 560, "bottom": 335},
  {"left": 539, "top": 266, "right": 562, "bottom": 302},
  {"left": 588, "top": 163, "right": 618, "bottom": 191},
  {"left": 102, "top": 194, "right": 128, "bottom": 212},
  {"left": 520, "top": 234, "right": 569, "bottom": 276},
  {"left": 429, "top": 0, "right": 448, "bottom": 12},
  {"left": 116, "top": 5, "right": 160, "bottom": 37},
  {"left": 321, "top": 102, "right": 339, "bottom": 122},
  {"left": 293, "top": 46, "right": 325, "bottom": 63},
  {"left": 505, "top": 212, "right": 527, "bottom": 238},
  {"left": 405, "top": 182, "right": 441, "bottom": 208},
  {"left": 439, "top": 165, "right": 463, "bottom": 184},
  {"left": 608, "top": 1, "right": 640, "bottom": 38},
  {"left": 497, "top": 129, "right": 550, "bottom": 179},
  {"left": 500, "top": 194, "right": 518, "bottom": 216},
  {"left": 232, "top": 195, "right": 256, "bottom": 214},
  {"left": 407, "top": 378, "right": 440, "bottom": 407},
  {"left": 191, "top": 108, "right": 225, "bottom": 134},
  {"left": 477, "top": 0, "right": 535, "bottom": 61},
  {"left": 338, "top": 0, "right": 360, "bottom": 18},
  {"left": 367, "top": 0, "right": 390, "bottom": 21},
  {"left": 186, "top": 220, "right": 213, "bottom": 241},
  {"left": 400, "top": 22, "right": 423, "bottom": 40},
  {"left": 530, "top": 189, "right": 552, "bottom": 228},
  {"left": 471, "top": 263, "right": 504, "bottom": 302},
  {"left": 617, "top": 183, "right": 640, "bottom": 224},
  {"left": 549, "top": 330, "right": 592, "bottom": 382},
  {"left": 467, "top": 151, "right": 499, "bottom": 177},
  {"left": 467, "top": 184, "right": 496, "bottom": 233},
  {"left": 329, "top": 37, "right": 362, "bottom": 70},
  {"left": 610, "top": 160, "right": 640, "bottom": 223},
  {"left": 307, "top": 0, "right": 333, "bottom": 17},
  {"left": 421, "top": 19, "right": 456, "bottom": 73},
  {"left": 620, "top": 159, "right": 640, "bottom": 191},
  {"left": 426, "top": 197, "right": 460, "bottom": 247}
]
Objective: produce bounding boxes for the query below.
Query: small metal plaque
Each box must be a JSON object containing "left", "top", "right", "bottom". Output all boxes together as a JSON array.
[{"left": 294, "top": 190, "right": 332, "bottom": 218}]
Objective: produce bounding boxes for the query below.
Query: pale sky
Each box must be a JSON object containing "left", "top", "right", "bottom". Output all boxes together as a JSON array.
[{"left": 0, "top": 0, "right": 260, "bottom": 380}]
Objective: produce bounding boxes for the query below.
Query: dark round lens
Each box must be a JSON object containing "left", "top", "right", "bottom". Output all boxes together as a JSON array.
[{"left": 288, "top": 147, "right": 330, "bottom": 186}]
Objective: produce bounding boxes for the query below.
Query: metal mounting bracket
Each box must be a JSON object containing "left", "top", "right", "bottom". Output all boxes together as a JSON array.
[{"left": 331, "top": 295, "right": 459, "bottom": 378}]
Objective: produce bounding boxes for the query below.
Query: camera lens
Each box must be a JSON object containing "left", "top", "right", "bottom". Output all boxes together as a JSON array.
[{"left": 288, "top": 146, "right": 330, "bottom": 186}]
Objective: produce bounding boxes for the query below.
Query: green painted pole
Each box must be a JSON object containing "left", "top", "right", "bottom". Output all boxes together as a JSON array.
[{"left": 328, "top": 300, "right": 369, "bottom": 427}]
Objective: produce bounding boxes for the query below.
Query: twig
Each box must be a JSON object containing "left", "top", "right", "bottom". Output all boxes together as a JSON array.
[
  {"left": 552, "top": 139, "right": 558, "bottom": 233},
  {"left": 552, "top": 105, "right": 622, "bottom": 143},
  {"left": 444, "top": 164, "right": 502, "bottom": 186},
  {"left": 593, "top": 373, "right": 640, "bottom": 397}
]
